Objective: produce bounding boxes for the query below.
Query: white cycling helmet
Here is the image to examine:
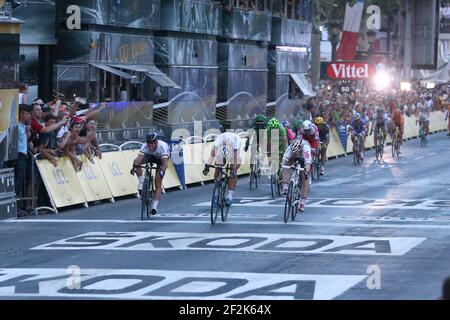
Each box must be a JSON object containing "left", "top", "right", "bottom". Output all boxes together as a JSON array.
[
  {"left": 302, "top": 120, "right": 313, "bottom": 134},
  {"left": 291, "top": 139, "right": 302, "bottom": 153}
]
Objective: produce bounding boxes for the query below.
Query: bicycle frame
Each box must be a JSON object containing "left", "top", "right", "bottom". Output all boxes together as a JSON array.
[
  {"left": 208, "top": 164, "right": 232, "bottom": 224},
  {"left": 135, "top": 163, "right": 158, "bottom": 220},
  {"left": 282, "top": 161, "right": 305, "bottom": 223}
]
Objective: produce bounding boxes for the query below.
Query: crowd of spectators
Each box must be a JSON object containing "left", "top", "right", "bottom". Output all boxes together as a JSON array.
[
  {"left": 305, "top": 80, "right": 449, "bottom": 133},
  {"left": 8, "top": 91, "right": 106, "bottom": 216}
]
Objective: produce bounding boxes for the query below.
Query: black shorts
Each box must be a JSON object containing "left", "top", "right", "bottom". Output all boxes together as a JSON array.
[{"left": 143, "top": 155, "right": 163, "bottom": 168}]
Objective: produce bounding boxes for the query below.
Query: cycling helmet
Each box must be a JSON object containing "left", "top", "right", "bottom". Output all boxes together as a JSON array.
[
  {"left": 291, "top": 139, "right": 302, "bottom": 153},
  {"left": 255, "top": 114, "right": 266, "bottom": 124},
  {"left": 146, "top": 130, "right": 158, "bottom": 142},
  {"left": 294, "top": 119, "right": 304, "bottom": 131},
  {"left": 314, "top": 117, "right": 324, "bottom": 125},
  {"left": 302, "top": 120, "right": 313, "bottom": 132},
  {"left": 267, "top": 117, "right": 281, "bottom": 129}
]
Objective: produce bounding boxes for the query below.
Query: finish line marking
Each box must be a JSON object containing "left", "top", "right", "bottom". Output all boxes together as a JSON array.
[{"left": 6, "top": 219, "right": 450, "bottom": 229}]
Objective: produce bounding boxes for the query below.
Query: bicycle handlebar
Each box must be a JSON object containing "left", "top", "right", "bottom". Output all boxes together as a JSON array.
[{"left": 281, "top": 165, "right": 305, "bottom": 171}]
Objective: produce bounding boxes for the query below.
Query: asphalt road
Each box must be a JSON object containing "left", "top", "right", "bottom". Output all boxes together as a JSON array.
[{"left": 1, "top": 132, "right": 449, "bottom": 300}]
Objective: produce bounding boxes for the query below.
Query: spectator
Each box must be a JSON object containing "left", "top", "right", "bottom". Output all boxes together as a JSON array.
[
  {"left": 60, "top": 117, "right": 89, "bottom": 171},
  {"left": 18, "top": 83, "right": 28, "bottom": 104},
  {"left": 8, "top": 104, "right": 32, "bottom": 216},
  {"left": 38, "top": 114, "right": 63, "bottom": 167},
  {"left": 80, "top": 118, "right": 102, "bottom": 162}
]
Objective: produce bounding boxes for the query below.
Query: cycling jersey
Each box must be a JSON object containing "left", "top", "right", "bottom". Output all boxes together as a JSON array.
[
  {"left": 300, "top": 124, "right": 320, "bottom": 150},
  {"left": 266, "top": 126, "right": 287, "bottom": 154},
  {"left": 214, "top": 132, "right": 242, "bottom": 165},
  {"left": 282, "top": 139, "right": 312, "bottom": 165},
  {"left": 350, "top": 119, "right": 366, "bottom": 135},
  {"left": 317, "top": 123, "right": 330, "bottom": 143},
  {"left": 139, "top": 140, "right": 170, "bottom": 159}
]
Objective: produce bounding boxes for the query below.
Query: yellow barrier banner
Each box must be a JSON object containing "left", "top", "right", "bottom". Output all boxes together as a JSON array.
[
  {"left": 202, "top": 141, "right": 216, "bottom": 182},
  {"left": 429, "top": 111, "right": 447, "bottom": 131},
  {"left": 0, "top": 89, "right": 18, "bottom": 133},
  {"left": 76, "top": 155, "right": 113, "bottom": 202},
  {"left": 120, "top": 149, "right": 141, "bottom": 188},
  {"left": 404, "top": 116, "right": 418, "bottom": 139},
  {"left": 98, "top": 151, "right": 138, "bottom": 197},
  {"left": 36, "top": 157, "right": 87, "bottom": 208},
  {"left": 183, "top": 143, "right": 207, "bottom": 185},
  {"left": 327, "top": 128, "right": 346, "bottom": 158},
  {"left": 163, "top": 160, "right": 181, "bottom": 189}
]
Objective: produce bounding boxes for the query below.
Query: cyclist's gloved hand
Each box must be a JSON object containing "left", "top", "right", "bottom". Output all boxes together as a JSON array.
[
  {"left": 244, "top": 146, "right": 248, "bottom": 152},
  {"left": 202, "top": 164, "right": 210, "bottom": 176}
]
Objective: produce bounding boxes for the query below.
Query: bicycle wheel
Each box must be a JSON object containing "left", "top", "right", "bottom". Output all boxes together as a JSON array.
[
  {"left": 255, "top": 160, "right": 260, "bottom": 189},
  {"left": 249, "top": 164, "right": 255, "bottom": 190},
  {"left": 148, "top": 176, "right": 154, "bottom": 218},
  {"left": 270, "top": 172, "right": 276, "bottom": 197},
  {"left": 210, "top": 181, "right": 221, "bottom": 225},
  {"left": 221, "top": 179, "right": 229, "bottom": 222},
  {"left": 292, "top": 181, "right": 301, "bottom": 221},
  {"left": 140, "top": 177, "right": 149, "bottom": 221},
  {"left": 391, "top": 136, "right": 396, "bottom": 158},
  {"left": 276, "top": 171, "right": 282, "bottom": 197},
  {"left": 315, "top": 160, "right": 321, "bottom": 180},
  {"left": 284, "top": 181, "right": 294, "bottom": 223}
]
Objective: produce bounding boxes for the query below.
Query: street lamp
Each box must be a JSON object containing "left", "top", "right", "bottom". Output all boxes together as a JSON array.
[{"left": 327, "top": 19, "right": 341, "bottom": 62}]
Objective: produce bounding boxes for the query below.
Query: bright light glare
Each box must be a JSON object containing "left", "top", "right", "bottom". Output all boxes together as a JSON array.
[
  {"left": 426, "top": 82, "right": 435, "bottom": 89},
  {"left": 400, "top": 82, "right": 411, "bottom": 91},
  {"left": 373, "top": 71, "right": 391, "bottom": 90}
]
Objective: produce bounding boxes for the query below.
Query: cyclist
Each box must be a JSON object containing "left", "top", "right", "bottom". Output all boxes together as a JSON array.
[
  {"left": 281, "top": 138, "right": 312, "bottom": 212},
  {"left": 244, "top": 114, "right": 266, "bottom": 170},
  {"left": 293, "top": 119, "right": 304, "bottom": 138},
  {"left": 131, "top": 131, "right": 170, "bottom": 215},
  {"left": 370, "top": 106, "right": 388, "bottom": 150},
  {"left": 314, "top": 116, "right": 330, "bottom": 176},
  {"left": 203, "top": 123, "right": 241, "bottom": 207},
  {"left": 266, "top": 117, "right": 288, "bottom": 164},
  {"left": 299, "top": 120, "right": 320, "bottom": 162},
  {"left": 416, "top": 96, "right": 431, "bottom": 139},
  {"left": 281, "top": 120, "right": 295, "bottom": 144},
  {"left": 349, "top": 113, "right": 367, "bottom": 160},
  {"left": 391, "top": 108, "right": 404, "bottom": 152}
]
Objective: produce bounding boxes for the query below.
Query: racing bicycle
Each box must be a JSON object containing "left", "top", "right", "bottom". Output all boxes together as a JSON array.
[
  {"left": 132, "top": 163, "right": 158, "bottom": 221},
  {"left": 391, "top": 126, "right": 401, "bottom": 158},
  {"left": 207, "top": 164, "right": 233, "bottom": 225},
  {"left": 282, "top": 160, "right": 305, "bottom": 223}
]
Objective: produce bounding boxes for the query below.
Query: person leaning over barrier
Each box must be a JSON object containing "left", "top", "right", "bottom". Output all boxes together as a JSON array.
[
  {"left": 38, "top": 114, "right": 67, "bottom": 167},
  {"left": 60, "top": 117, "right": 89, "bottom": 171},
  {"left": 131, "top": 131, "right": 170, "bottom": 215}
]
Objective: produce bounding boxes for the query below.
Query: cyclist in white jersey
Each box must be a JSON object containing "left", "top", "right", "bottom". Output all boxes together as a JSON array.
[
  {"left": 203, "top": 124, "right": 242, "bottom": 207},
  {"left": 132, "top": 131, "right": 170, "bottom": 215}
]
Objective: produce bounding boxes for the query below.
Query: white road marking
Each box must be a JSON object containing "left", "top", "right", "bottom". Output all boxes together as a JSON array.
[
  {"left": 32, "top": 231, "right": 425, "bottom": 256},
  {"left": 0, "top": 268, "right": 366, "bottom": 300},
  {"left": 7, "top": 219, "right": 450, "bottom": 229},
  {"left": 333, "top": 216, "right": 450, "bottom": 223},
  {"left": 414, "top": 156, "right": 425, "bottom": 160}
]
